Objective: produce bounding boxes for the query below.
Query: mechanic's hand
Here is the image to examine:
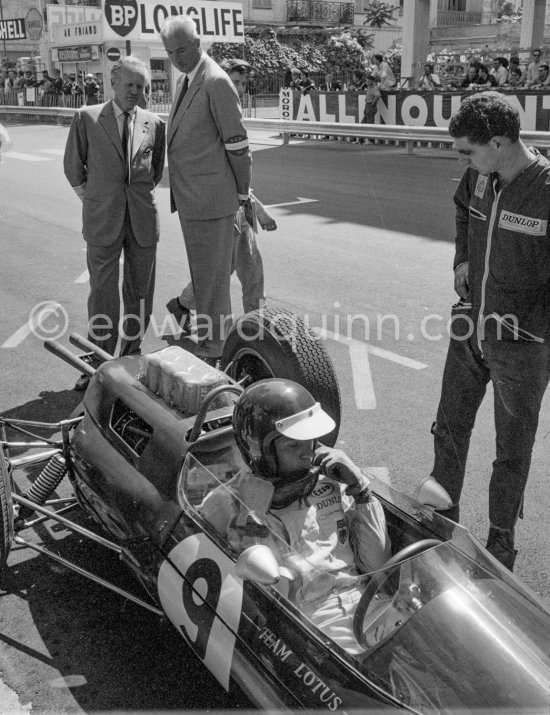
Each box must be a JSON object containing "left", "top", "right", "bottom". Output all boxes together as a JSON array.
[
  {"left": 454, "top": 262, "right": 470, "bottom": 300},
  {"left": 313, "top": 445, "right": 365, "bottom": 489}
]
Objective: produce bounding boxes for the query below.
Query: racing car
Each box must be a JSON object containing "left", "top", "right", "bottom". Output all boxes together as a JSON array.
[{"left": 2, "top": 307, "right": 550, "bottom": 714}]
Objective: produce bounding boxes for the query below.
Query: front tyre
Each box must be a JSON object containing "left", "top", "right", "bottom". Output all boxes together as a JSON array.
[{"left": 221, "top": 308, "right": 341, "bottom": 447}]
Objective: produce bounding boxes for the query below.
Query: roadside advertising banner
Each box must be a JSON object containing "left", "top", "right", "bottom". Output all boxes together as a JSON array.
[
  {"left": 283, "top": 90, "right": 550, "bottom": 131},
  {"left": 101, "top": 0, "right": 245, "bottom": 43},
  {"left": 0, "top": 18, "right": 26, "bottom": 40}
]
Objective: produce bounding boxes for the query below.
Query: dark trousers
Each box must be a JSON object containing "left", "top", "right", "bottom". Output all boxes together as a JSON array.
[
  {"left": 86, "top": 210, "right": 156, "bottom": 357},
  {"left": 431, "top": 305, "right": 550, "bottom": 531}
]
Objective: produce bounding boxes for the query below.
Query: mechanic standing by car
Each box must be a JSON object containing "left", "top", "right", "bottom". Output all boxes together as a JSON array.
[
  {"left": 428, "top": 91, "right": 550, "bottom": 571},
  {"left": 200, "top": 378, "right": 391, "bottom": 654}
]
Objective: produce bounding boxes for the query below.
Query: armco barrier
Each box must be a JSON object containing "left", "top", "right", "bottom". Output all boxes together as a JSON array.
[{"left": 2, "top": 105, "right": 550, "bottom": 154}]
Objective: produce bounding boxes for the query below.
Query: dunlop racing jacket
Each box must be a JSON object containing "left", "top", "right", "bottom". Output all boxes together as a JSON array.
[{"left": 454, "top": 151, "right": 550, "bottom": 344}]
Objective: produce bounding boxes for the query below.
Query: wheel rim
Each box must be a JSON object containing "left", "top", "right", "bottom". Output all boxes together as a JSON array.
[{"left": 226, "top": 348, "right": 276, "bottom": 384}]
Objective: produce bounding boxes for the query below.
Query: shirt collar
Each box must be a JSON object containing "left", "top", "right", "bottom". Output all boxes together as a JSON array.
[{"left": 113, "top": 100, "right": 136, "bottom": 120}]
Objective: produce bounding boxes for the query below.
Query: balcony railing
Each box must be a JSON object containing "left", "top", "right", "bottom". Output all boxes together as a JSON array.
[
  {"left": 287, "top": 0, "right": 354, "bottom": 25},
  {"left": 437, "top": 10, "right": 482, "bottom": 25}
]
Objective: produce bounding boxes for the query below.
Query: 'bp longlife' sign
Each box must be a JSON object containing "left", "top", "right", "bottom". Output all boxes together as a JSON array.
[
  {"left": 0, "top": 18, "right": 26, "bottom": 40},
  {"left": 102, "top": 0, "right": 244, "bottom": 42}
]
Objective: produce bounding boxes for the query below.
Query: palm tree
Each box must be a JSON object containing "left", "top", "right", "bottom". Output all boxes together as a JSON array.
[{"left": 363, "top": 0, "right": 397, "bottom": 28}]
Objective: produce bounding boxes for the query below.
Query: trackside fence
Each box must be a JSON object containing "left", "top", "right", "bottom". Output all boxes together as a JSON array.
[{"left": 2, "top": 105, "right": 550, "bottom": 154}]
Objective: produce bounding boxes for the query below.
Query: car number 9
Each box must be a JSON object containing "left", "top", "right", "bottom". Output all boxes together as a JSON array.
[{"left": 158, "top": 533, "right": 244, "bottom": 690}]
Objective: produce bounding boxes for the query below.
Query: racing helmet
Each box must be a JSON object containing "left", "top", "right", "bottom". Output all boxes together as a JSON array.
[{"left": 233, "top": 378, "right": 335, "bottom": 507}]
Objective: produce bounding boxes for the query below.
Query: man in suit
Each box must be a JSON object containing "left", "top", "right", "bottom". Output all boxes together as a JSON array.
[
  {"left": 160, "top": 15, "right": 252, "bottom": 366},
  {"left": 319, "top": 72, "right": 341, "bottom": 91},
  {"left": 64, "top": 55, "right": 166, "bottom": 390}
]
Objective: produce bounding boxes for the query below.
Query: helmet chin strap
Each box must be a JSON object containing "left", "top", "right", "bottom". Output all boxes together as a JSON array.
[{"left": 268, "top": 466, "right": 321, "bottom": 510}]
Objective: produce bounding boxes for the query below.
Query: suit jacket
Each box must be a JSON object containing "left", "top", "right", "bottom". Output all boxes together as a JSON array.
[
  {"left": 319, "top": 81, "right": 342, "bottom": 91},
  {"left": 64, "top": 100, "right": 166, "bottom": 247},
  {"left": 167, "top": 53, "right": 252, "bottom": 221}
]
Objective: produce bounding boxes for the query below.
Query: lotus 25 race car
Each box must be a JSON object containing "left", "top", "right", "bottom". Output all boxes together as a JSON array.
[{"left": 2, "top": 307, "right": 550, "bottom": 714}]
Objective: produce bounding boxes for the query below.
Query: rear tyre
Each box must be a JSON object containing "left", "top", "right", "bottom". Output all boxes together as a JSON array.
[
  {"left": 221, "top": 308, "right": 341, "bottom": 446},
  {"left": 0, "top": 447, "right": 14, "bottom": 573}
]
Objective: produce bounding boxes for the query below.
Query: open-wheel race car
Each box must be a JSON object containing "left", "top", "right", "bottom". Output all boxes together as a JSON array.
[{"left": 2, "top": 307, "right": 550, "bottom": 714}]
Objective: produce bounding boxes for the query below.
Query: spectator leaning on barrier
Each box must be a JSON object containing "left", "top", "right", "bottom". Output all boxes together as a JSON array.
[
  {"left": 71, "top": 75, "right": 84, "bottom": 107},
  {"left": 62, "top": 74, "right": 73, "bottom": 99},
  {"left": 38, "top": 70, "right": 52, "bottom": 104},
  {"left": 298, "top": 70, "right": 315, "bottom": 95},
  {"left": 505, "top": 67, "right": 524, "bottom": 88},
  {"left": 418, "top": 63, "right": 442, "bottom": 90},
  {"left": 508, "top": 56, "right": 524, "bottom": 83},
  {"left": 527, "top": 61, "right": 550, "bottom": 89},
  {"left": 525, "top": 48, "right": 543, "bottom": 86},
  {"left": 473, "top": 64, "right": 497, "bottom": 89},
  {"left": 22, "top": 70, "right": 36, "bottom": 90},
  {"left": 5, "top": 70, "right": 15, "bottom": 89},
  {"left": 84, "top": 73, "right": 100, "bottom": 105},
  {"left": 50, "top": 69, "right": 63, "bottom": 105},
  {"left": 288, "top": 68, "right": 302, "bottom": 90},
  {"left": 490, "top": 57, "right": 509, "bottom": 86},
  {"left": 461, "top": 64, "right": 479, "bottom": 88},
  {"left": 319, "top": 72, "right": 341, "bottom": 91},
  {"left": 349, "top": 69, "right": 367, "bottom": 91}
]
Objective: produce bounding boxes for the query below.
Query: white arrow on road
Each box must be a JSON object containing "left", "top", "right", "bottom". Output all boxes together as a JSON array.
[
  {"left": 265, "top": 197, "right": 318, "bottom": 209},
  {"left": 313, "top": 328, "right": 428, "bottom": 410}
]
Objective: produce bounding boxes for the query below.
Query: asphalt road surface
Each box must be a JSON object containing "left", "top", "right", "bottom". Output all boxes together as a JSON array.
[{"left": 1, "top": 122, "right": 549, "bottom": 713}]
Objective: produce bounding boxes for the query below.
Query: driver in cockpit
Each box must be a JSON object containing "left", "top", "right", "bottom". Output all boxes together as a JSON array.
[{"left": 200, "top": 378, "right": 391, "bottom": 654}]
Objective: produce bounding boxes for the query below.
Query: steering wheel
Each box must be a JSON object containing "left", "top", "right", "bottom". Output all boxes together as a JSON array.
[{"left": 353, "top": 539, "right": 442, "bottom": 648}]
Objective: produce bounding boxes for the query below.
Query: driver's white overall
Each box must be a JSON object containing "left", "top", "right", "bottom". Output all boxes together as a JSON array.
[{"left": 201, "top": 468, "right": 391, "bottom": 654}]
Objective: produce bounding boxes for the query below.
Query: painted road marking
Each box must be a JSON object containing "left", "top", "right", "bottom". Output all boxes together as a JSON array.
[
  {"left": 1, "top": 303, "right": 62, "bottom": 348},
  {"left": 349, "top": 341, "right": 376, "bottom": 409},
  {"left": 74, "top": 270, "right": 89, "bottom": 284},
  {"left": 3, "top": 151, "right": 50, "bottom": 162},
  {"left": 265, "top": 197, "right": 318, "bottom": 209},
  {"left": 313, "top": 328, "right": 428, "bottom": 410},
  {"left": 39, "top": 149, "right": 65, "bottom": 155}
]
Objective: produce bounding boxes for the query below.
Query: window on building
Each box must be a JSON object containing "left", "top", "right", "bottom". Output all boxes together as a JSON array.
[
  {"left": 440, "top": 0, "right": 466, "bottom": 10},
  {"left": 252, "top": 0, "right": 273, "bottom": 8}
]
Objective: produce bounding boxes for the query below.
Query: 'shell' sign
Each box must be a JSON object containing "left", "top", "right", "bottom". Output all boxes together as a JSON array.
[
  {"left": 0, "top": 18, "right": 26, "bottom": 40},
  {"left": 102, "top": 0, "right": 244, "bottom": 42}
]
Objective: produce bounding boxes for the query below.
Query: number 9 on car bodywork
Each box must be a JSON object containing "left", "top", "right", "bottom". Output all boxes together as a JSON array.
[{"left": 157, "top": 533, "right": 244, "bottom": 690}]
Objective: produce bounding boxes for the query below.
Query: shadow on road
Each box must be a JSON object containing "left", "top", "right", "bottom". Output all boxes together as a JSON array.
[{"left": 0, "top": 520, "right": 252, "bottom": 712}]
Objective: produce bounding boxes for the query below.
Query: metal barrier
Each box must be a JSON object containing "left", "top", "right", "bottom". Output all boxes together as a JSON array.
[{"left": 2, "top": 105, "right": 550, "bottom": 153}]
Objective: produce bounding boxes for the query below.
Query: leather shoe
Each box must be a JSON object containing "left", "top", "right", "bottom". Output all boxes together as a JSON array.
[
  {"left": 166, "top": 297, "right": 192, "bottom": 334},
  {"left": 74, "top": 374, "right": 90, "bottom": 392}
]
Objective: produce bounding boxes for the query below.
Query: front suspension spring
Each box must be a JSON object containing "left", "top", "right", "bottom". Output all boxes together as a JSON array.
[{"left": 18, "top": 453, "right": 68, "bottom": 521}]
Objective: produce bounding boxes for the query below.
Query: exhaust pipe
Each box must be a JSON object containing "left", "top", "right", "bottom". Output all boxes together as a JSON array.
[
  {"left": 69, "top": 333, "right": 113, "bottom": 364},
  {"left": 43, "top": 340, "right": 95, "bottom": 376}
]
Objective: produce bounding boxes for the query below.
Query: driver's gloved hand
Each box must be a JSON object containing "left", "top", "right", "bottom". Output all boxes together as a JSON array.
[{"left": 313, "top": 446, "right": 370, "bottom": 497}]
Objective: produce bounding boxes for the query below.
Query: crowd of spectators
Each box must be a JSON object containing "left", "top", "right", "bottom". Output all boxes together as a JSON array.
[
  {"left": 0, "top": 68, "right": 103, "bottom": 107},
  {"left": 437, "top": 48, "right": 550, "bottom": 91}
]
